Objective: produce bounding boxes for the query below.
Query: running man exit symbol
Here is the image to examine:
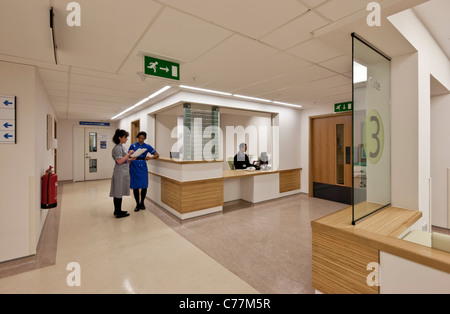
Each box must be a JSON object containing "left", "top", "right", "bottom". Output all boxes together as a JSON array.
[
  {"left": 335, "top": 101, "right": 353, "bottom": 113},
  {"left": 144, "top": 56, "right": 180, "bottom": 81}
]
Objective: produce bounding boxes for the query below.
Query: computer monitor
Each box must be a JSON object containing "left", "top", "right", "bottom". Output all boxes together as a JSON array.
[{"left": 260, "top": 152, "right": 268, "bottom": 165}]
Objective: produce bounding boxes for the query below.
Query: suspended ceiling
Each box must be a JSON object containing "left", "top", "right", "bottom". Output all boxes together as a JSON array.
[{"left": 0, "top": 0, "right": 446, "bottom": 121}]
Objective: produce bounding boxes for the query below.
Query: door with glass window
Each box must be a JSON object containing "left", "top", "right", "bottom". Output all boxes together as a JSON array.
[
  {"left": 84, "top": 128, "right": 115, "bottom": 181},
  {"left": 310, "top": 113, "right": 352, "bottom": 204}
]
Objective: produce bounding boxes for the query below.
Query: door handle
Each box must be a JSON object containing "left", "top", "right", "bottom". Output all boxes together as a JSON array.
[{"left": 346, "top": 147, "right": 351, "bottom": 165}]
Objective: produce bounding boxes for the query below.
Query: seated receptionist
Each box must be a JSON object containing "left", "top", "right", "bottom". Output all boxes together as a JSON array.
[{"left": 234, "top": 143, "right": 260, "bottom": 170}]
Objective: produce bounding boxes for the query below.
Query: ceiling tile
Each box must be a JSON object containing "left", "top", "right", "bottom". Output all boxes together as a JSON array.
[
  {"left": 260, "top": 11, "right": 329, "bottom": 49},
  {"left": 287, "top": 38, "right": 344, "bottom": 63},
  {"left": 158, "top": 0, "right": 308, "bottom": 38},
  {"left": 180, "top": 34, "right": 279, "bottom": 87},
  {"left": 319, "top": 55, "right": 352, "bottom": 73},
  {"left": 0, "top": 0, "right": 55, "bottom": 63},
  {"left": 53, "top": 0, "right": 162, "bottom": 72},
  {"left": 315, "top": 0, "right": 375, "bottom": 22},
  {"left": 234, "top": 64, "right": 335, "bottom": 97},
  {"left": 300, "top": 0, "right": 328, "bottom": 9},
  {"left": 203, "top": 52, "right": 311, "bottom": 93}
]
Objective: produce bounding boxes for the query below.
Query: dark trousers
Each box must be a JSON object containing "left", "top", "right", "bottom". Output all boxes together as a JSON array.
[
  {"left": 113, "top": 197, "right": 122, "bottom": 215},
  {"left": 133, "top": 188, "right": 147, "bottom": 206}
]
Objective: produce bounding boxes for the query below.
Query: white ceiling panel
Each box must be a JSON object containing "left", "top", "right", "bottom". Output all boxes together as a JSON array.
[
  {"left": 300, "top": 0, "right": 328, "bottom": 9},
  {"left": 53, "top": 0, "right": 162, "bottom": 72},
  {"left": 319, "top": 55, "right": 352, "bottom": 74},
  {"left": 203, "top": 52, "right": 311, "bottom": 93},
  {"left": 0, "top": 0, "right": 440, "bottom": 120},
  {"left": 133, "top": 7, "right": 232, "bottom": 63},
  {"left": 260, "top": 11, "right": 330, "bottom": 50},
  {"left": 233, "top": 64, "right": 336, "bottom": 97},
  {"left": 315, "top": 0, "right": 378, "bottom": 22},
  {"left": 0, "top": 0, "right": 54, "bottom": 63},
  {"left": 287, "top": 38, "right": 345, "bottom": 63},
  {"left": 158, "top": 0, "right": 309, "bottom": 39},
  {"left": 180, "top": 34, "right": 278, "bottom": 86}
]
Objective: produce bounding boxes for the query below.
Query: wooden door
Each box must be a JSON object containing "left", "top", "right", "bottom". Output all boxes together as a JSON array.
[{"left": 310, "top": 113, "right": 352, "bottom": 204}]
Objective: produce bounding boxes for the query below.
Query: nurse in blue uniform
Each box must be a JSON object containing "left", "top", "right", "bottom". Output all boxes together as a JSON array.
[{"left": 129, "top": 131, "right": 159, "bottom": 211}]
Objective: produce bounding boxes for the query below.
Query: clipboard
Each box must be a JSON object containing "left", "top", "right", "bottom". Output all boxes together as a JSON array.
[{"left": 130, "top": 148, "right": 147, "bottom": 158}]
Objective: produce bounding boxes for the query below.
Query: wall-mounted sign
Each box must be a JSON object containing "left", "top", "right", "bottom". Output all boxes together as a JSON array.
[
  {"left": 79, "top": 121, "right": 110, "bottom": 126},
  {"left": 144, "top": 55, "right": 180, "bottom": 81},
  {"left": 0, "top": 95, "right": 16, "bottom": 144},
  {"left": 335, "top": 101, "right": 353, "bottom": 113}
]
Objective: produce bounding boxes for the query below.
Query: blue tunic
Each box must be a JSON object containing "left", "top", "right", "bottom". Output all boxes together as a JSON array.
[{"left": 129, "top": 142, "right": 156, "bottom": 189}]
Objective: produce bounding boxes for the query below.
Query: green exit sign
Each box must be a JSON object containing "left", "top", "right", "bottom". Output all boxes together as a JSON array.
[
  {"left": 335, "top": 101, "right": 353, "bottom": 113},
  {"left": 144, "top": 56, "right": 180, "bottom": 81}
]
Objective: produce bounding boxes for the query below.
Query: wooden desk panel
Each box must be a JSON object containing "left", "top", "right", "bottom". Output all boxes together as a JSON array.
[
  {"left": 161, "top": 176, "right": 223, "bottom": 214},
  {"left": 279, "top": 169, "right": 301, "bottom": 193},
  {"left": 312, "top": 204, "right": 450, "bottom": 294}
]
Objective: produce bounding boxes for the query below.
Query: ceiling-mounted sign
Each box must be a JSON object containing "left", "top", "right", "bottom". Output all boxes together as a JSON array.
[
  {"left": 335, "top": 101, "right": 353, "bottom": 113},
  {"left": 79, "top": 121, "right": 110, "bottom": 126},
  {"left": 0, "top": 95, "right": 16, "bottom": 144},
  {"left": 144, "top": 55, "right": 180, "bottom": 81}
]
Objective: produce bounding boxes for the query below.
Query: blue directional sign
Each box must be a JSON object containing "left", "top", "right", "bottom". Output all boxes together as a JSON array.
[{"left": 0, "top": 95, "right": 16, "bottom": 143}]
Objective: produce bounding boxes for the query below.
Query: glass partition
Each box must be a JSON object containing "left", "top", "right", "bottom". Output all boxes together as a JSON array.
[
  {"left": 352, "top": 33, "right": 391, "bottom": 224},
  {"left": 183, "top": 103, "right": 220, "bottom": 161}
]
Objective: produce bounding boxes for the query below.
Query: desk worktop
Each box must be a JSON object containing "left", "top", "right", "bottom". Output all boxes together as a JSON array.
[
  {"left": 223, "top": 168, "right": 302, "bottom": 179},
  {"left": 222, "top": 169, "right": 278, "bottom": 179},
  {"left": 312, "top": 204, "right": 450, "bottom": 274},
  {"left": 155, "top": 157, "right": 224, "bottom": 164}
]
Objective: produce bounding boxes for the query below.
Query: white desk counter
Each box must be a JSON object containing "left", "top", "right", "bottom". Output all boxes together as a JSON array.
[{"left": 148, "top": 158, "right": 301, "bottom": 220}]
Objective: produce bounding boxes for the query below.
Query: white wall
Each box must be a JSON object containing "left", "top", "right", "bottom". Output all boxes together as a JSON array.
[
  {"left": 389, "top": 9, "right": 450, "bottom": 231},
  {"left": 431, "top": 94, "right": 450, "bottom": 228},
  {"left": 0, "top": 61, "right": 56, "bottom": 262}
]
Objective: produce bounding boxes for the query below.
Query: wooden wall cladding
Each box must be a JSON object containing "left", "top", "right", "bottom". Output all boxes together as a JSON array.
[
  {"left": 312, "top": 230, "right": 380, "bottom": 294},
  {"left": 161, "top": 177, "right": 224, "bottom": 214},
  {"left": 279, "top": 169, "right": 301, "bottom": 193}
]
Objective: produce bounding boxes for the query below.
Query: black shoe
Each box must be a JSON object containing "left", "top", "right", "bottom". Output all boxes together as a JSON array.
[
  {"left": 139, "top": 203, "right": 146, "bottom": 210},
  {"left": 134, "top": 206, "right": 140, "bottom": 212},
  {"left": 115, "top": 212, "right": 130, "bottom": 218}
]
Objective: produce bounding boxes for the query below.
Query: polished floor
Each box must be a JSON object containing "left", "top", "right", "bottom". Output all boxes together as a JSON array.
[{"left": 0, "top": 179, "right": 352, "bottom": 293}]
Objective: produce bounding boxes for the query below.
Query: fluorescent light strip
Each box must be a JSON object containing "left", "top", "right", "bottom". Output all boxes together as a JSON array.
[
  {"left": 233, "top": 94, "right": 271, "bottom": 103},
  {"left": 148, "top": 85, "right": 171, "bottom": 99},
  {"left": 111, "top": 86, "right": 171, "bottom": 120},
  {"left": 272, "top": 101, "right": 303, "bottom": 108},
  {"left": 180, "top": 85, "right": 232, "bottom": 96}
]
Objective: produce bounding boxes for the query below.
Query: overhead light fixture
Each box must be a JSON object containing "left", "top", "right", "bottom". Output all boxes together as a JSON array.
[
  {"left": 111, "top": 86, "right": 171, "bottom": 120},
  {"left": 148, "top": 85, "right": 171, "bottom": 99},
  {"left": 233, "top": 94, "right": 272, "bottom": 103},
  {"left": 272, "top": 101, "right": 303, "bottom": 108},
  {"left": 180, "top": 85, "right": 232, "bottom": 96}
]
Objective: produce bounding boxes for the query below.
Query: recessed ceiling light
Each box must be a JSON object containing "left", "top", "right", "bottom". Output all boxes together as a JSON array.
[
  {"left": 179, "top": 85, "right": 232, "bottom": 96},
  {"left": 272, "top": 101, "right": 303, "bottom": 108},
  {"left": 233, "top": 94, "right": 272, "bottom": 103},
  {"left": 111, "top": 86, "right": 171, "bottom": 120}
]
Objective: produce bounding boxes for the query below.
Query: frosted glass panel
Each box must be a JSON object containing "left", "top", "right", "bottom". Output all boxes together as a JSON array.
[{"left": 352, "top": 34, "right": 391, "bottom": 224}]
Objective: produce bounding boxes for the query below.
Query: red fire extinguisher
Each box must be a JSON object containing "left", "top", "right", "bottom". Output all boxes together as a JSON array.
[{"left": 41, "top": 166, "right": 58, "bottom": 209}]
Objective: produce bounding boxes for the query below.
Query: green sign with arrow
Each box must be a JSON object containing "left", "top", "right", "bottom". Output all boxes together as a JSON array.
[
  {"left": 334, "top": 101, "right": 353, "bottom": 113},
  {"left": 144, "top": 56, "right": 180, "bottom": 81}
]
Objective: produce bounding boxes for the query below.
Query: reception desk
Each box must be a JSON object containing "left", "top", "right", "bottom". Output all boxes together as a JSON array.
[{"left": 148, "top": 157, "right": 301, "bottom": 220}]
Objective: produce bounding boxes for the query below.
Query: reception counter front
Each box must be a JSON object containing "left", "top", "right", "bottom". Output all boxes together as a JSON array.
[{"left": 148, "top": 157, "right": 302, "bottom": 220}]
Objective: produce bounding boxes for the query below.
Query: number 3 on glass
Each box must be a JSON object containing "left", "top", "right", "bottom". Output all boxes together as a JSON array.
[{"left": 363, "top": 110, "right": 384, "bottom": 165}]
